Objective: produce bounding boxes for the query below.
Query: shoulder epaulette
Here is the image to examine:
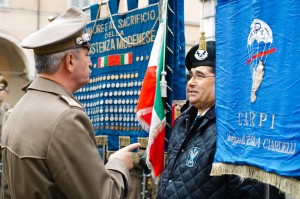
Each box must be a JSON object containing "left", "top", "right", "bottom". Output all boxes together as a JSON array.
[{"left": 60, "top": 95, "right": 83, "bottom": 109}]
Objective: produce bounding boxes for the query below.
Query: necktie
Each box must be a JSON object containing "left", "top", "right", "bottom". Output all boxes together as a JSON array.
[{"left": 190, "top": 115, "right": 202, "bottom": 131}]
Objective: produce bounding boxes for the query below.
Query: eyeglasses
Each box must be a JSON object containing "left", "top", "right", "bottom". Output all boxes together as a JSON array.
[{"left": 188, "top": 73, "right": 215, "bottom": 81}]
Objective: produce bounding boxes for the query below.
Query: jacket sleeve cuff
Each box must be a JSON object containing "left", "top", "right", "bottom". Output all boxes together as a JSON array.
[{"left": 105, "top": 158, "right": 131, "bottom": 196}]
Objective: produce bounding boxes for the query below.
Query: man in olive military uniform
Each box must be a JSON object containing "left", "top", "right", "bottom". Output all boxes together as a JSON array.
[
  {"left": 1, "top": 7, "right": 140, "bottom": 199},
  {"left": 0, "top": 75, "right": 12, "bottom": 189},
  {"left": 0, "top": 75, "right": 12, "bottom": 144}
]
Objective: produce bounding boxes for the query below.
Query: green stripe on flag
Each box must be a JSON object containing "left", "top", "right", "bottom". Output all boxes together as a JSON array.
[
  {"left": 154, "top": 26, "right": 166, "bottom": 121},
  {"left": 121, "top": 54, "right": 125, "bottom": 65},
  {"left": 104, "top": 56, "right": 107, "bottom": 67}
]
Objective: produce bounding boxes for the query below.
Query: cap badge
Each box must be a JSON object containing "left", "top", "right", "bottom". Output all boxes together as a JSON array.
[
  {"left": 194, "top": 49, "right": 208, "bottom": 60},
  {"left": 76, "top": 33, "right": 91, "bottom": 45}
]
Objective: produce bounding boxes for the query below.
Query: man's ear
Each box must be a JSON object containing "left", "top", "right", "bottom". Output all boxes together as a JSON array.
[{"left": 65, "top": 53, "right": 75, "bottom": 72}]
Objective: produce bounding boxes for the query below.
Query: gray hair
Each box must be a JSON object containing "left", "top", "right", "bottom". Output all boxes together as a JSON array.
[{"left": 34, "top": 48, "right": 80, "bottom": 74}]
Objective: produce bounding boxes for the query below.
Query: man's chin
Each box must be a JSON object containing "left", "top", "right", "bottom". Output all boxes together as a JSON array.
[
  {"left": 83, "top": 79, "right": 90, "bottom": 85},
  {"left": 187, "top": 98, "right": 196, "bottom": 104}
]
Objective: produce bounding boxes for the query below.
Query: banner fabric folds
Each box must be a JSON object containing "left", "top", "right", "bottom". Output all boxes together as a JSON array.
[{"left": 211, "top": 1, "right": 300, "bottom": 197}]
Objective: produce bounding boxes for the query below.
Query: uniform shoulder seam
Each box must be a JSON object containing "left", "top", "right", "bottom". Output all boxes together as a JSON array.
[{"left": 59, "top": 95, "right": 83, "bottom": 109}]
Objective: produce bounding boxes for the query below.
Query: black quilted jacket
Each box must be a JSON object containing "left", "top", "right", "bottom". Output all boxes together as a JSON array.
[{"left": 157, "top": 105, "right": 266, "bottom": 199}]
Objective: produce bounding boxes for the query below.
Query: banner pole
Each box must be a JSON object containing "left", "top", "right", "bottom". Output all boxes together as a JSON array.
[{"left": 265, "top": 184, "right": 270, "bottom": 199}]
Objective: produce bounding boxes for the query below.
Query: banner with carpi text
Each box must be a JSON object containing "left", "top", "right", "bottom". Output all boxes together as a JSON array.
[
  {"left": 75, "top": 0, "right": 186, "bottom": 154},
  {"left": 211, "top": 0, "right": 300, "bottom": 197}
]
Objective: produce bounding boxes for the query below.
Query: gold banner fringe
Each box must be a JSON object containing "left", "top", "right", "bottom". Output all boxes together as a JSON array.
[{"left": 211, "top": 163, "right": 300, "bottom": 199}]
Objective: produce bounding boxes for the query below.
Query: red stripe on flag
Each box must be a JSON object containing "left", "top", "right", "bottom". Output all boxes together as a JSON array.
[
  {"left": 246, "top": 48, "right": 276, "bottom": 64},
  {"left": 149, "top": 127, "right": 165, "bottom": 177},
  {"left": 128, "top": 52, "right": 133, "bottom": 64},
  {"left": 108, "top": 55, "right": 121, "bottom": 66},
  {"left": 98, "top": 57, "right": 102, "bottom": 68},
  {"left": 136, "top": 65, "right": 157, "bottom": 126}
]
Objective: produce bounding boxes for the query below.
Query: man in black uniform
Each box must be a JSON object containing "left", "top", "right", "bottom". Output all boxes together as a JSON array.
[{"left": 157, "top": 41, "right": 284, "bottom": 199}]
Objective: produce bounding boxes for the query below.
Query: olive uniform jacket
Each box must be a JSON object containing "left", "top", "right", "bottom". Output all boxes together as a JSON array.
[
  {"left": 0, "top": 101, "right": 12, "bottom": 146},
  {"left": 1, "top": 78, "right": 130, "bottom": 199}
]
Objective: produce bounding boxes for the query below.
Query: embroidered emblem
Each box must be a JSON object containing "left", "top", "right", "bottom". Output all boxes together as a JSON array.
[
  {"left": 247, "top": 19, "right": 276, "bottom": 103},
  {"left": 194, "top": 49, "right": 208, "bottom": 60},
  {"left": 76, "top": 33, "right": 91, "bottom": 45},
  {"left": 186, "top": 147, "right": 201, "bottom": 168}
]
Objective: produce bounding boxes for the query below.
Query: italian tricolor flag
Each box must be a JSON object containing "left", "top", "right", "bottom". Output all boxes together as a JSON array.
[{"left": 136, "top": 1, "right": 167, "bottom": 180}]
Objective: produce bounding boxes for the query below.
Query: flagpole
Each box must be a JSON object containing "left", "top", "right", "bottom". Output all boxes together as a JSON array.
[
  {"left": 265, "top": 184, "right": 270, "bottom": 199},
  {"left": 160, "top": 0, "right": 168, "bottom": 98}
]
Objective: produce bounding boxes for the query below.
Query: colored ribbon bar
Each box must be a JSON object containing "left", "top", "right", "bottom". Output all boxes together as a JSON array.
[{"left": 98, "top": 52, "right": 133, "bottom": 67}]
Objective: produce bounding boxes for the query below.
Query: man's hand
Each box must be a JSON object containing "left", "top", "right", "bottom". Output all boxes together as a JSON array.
[{"left": 109, "top": 143, "right": 141, "bottom": 170}]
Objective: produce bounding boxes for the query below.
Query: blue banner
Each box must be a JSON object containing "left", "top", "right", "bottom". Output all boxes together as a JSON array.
[
  {"left": 75, "top": 0, "right": 186, "bottom": 151},
  {"left": 165, "top": 0, "right": 186, "bottom": 142},
  {"left": 212, "top": 0, "right": 300, "bottom": 197}
]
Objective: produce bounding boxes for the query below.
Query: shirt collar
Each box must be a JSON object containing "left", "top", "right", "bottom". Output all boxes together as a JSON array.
[{"left": 198, "top": 107, "right": 211, "bottom": 117}]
